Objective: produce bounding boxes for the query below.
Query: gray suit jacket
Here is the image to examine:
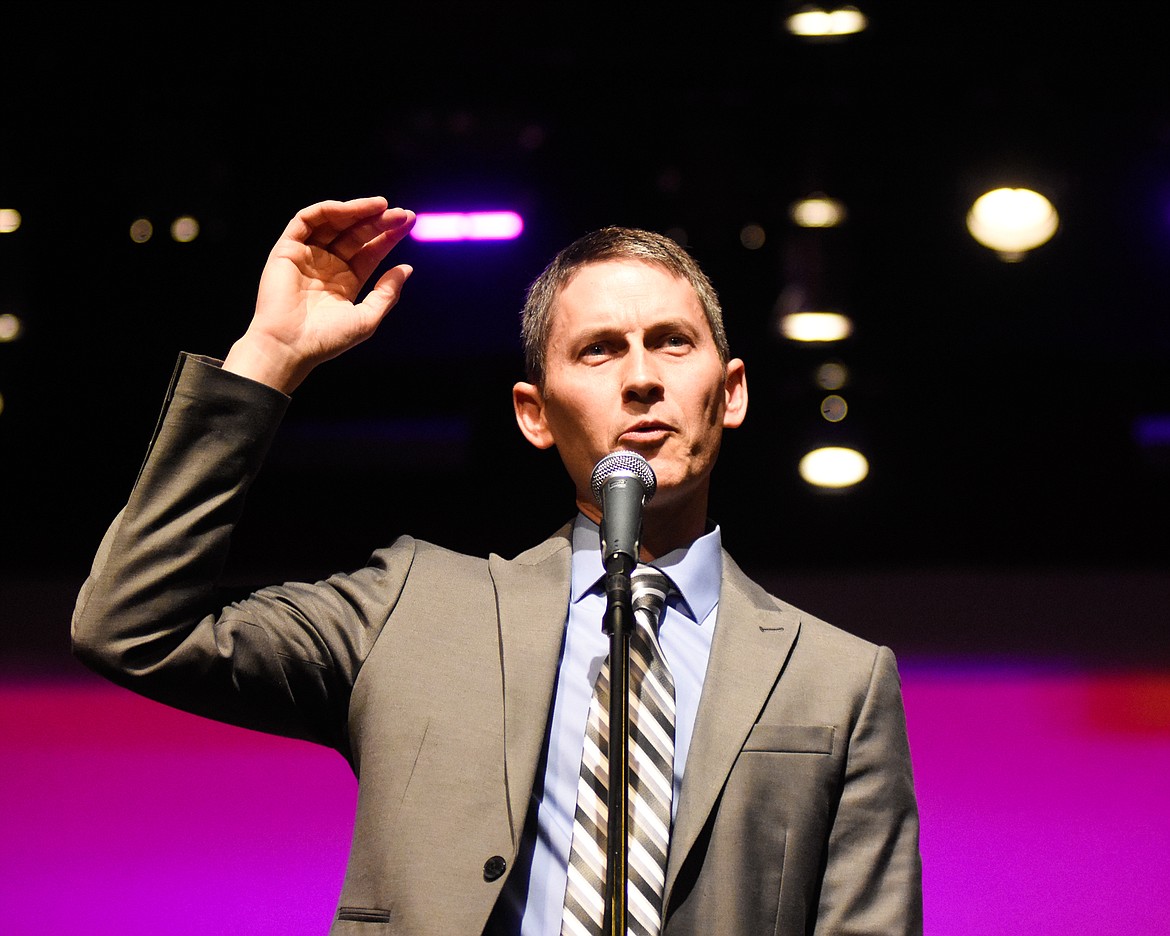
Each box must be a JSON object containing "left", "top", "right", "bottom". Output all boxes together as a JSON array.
[{"left": 73, "top": 354, "right": 922, "bottom": 935}]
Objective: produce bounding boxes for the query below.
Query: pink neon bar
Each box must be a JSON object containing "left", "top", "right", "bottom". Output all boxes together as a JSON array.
[{"left": 410, "top": 211, "right": 524, "bottom": 241}]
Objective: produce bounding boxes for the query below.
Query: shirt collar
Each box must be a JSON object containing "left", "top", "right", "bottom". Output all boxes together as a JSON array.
[{"left": 569, "top": 512, "right": 722, "bottom": 625}]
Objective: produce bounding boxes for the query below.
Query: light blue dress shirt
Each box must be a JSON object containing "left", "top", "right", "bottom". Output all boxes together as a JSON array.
[{"left": 494, "top": 514, "right": 723, "bottom": 934}]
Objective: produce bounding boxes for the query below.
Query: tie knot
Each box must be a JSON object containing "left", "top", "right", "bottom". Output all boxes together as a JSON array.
[{"left": 630, "top": 566, "right": 674, "bottom": 632}]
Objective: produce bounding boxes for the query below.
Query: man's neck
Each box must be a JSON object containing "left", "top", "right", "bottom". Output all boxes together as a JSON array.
[{"left": 574, "top": 496, "right": 709, "bottom": 561}]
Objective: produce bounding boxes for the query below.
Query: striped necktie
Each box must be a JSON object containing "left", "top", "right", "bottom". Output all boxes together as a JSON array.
[{"left": 562, "top": 567, "right": 677, "bottom": 936}]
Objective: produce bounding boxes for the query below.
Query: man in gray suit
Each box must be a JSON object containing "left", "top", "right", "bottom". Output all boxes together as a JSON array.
[{"left": 73, "top": 196, "right": 922, "bottom": 934}]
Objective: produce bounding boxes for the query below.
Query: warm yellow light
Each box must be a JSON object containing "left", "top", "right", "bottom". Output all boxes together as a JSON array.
[
  {"left": 820, "top": 394, "right": 848, "bottom": 422},
  {"left": 0, "top": 208, "right": 21, "bottom": 233},
  {"left": 129, "top": 218, "right": 154, "bottom": 243},
  {"left": 786, "top": 6, "right": 868, "bottom": 37},
  {"left": 815, "top": 361, "right": 849, "bottom": 390},
  {"left": 739, "top": 223, "right": 767, "bottom": 249},
  {"left": 780, "top": 311, "right": 854, "bottom": 342},
  {"left": 790, "top": 196, "right": 847, "bottom": 228},
  {"left": 966, "top": 187, "right": 1058, "bottom": 260},
  {"left": 0, "top": 314, "right": 23, "bottom": 342},
  {"left": 170, "top": 215, "right": 200, "bottom": 243},
  {"left": 799, "top": 446, "right": 869, "bottom": 488}
]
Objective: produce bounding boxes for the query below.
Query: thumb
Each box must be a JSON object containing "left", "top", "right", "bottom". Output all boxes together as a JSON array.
[{"left": 360, "top": 263, "right": 414, "bottom": 323}]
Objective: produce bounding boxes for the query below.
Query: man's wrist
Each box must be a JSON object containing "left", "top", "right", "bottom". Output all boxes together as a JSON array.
[{"left": 222, "top": 332, "right": 309, "bottom": 394}]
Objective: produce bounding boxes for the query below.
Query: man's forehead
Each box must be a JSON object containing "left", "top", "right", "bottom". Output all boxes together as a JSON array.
[{"left": 551, "top": 258, "right": 701, "bottom": 319}]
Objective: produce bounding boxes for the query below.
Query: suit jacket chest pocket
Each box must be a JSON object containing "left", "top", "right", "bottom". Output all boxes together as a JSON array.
[
  {"left": 734, "top": 723, "right": 839, "bottom": 825},
  {"left": 742, "top": 723, "right": 834, "bottom": 754}
]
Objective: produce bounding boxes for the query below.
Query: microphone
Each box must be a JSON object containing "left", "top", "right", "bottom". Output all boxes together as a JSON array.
[{"left": 591, "top": 451, "right": 657, "bottom": 572}]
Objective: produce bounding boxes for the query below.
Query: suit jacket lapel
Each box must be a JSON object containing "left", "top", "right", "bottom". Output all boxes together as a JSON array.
[
  {"left": 663, "top": 551, "right": 801, "bottom": 906},
  {"left": 488, "top": 524, "right": 574, "bottom": 849}
]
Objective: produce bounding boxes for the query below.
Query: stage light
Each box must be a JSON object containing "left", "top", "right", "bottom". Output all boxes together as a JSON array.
[
  {"left": 799, "top": 446, "right": 869, "bottom": 488},
  {"left": 739, "top": 224, "right": 767, "bottom": 249},
  {"left": 0, "top": 313, "right": 23, "bottom": 342},
  {"left": 790, "top": 195, "right": 846, "bottom": 228},
  {"left": 820, "top": 394, "right": 848, "bottom": 422},
  {"left": 170, "top": 216, "right": 200, "bottom": 243},
  {"left": 129, "top": 218, "right": 154, "bottom": 244},
  {"left": 815, "top": 361, "right": 849, "bottom": 390},
  {"left": 410, "top": 211, "right": 524, "bottom": 242},
  {"left": 0, "top": 208, "right": 21, "bottom": 233},
  {"left": 966, "top": 187, "right": 1058, "bottom": 260},
  {"left": 780, "top": 311, "right": 854, "bottom": 342},
  {"left": 786, "top": 5, "right": 868, "bottom": 37}
]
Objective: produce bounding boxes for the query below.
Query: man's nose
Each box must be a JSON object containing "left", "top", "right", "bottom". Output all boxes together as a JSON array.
[{"left": 621, "top": 344, "right": 664, "bottom": 402}]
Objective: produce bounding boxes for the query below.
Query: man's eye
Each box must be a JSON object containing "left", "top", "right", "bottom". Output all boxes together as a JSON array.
[
  {"left": 582, "top": 343, "right": 607, "bottom": 357},
  {"left": 664, "top": 334, "right": 690, "bottom": 348}
]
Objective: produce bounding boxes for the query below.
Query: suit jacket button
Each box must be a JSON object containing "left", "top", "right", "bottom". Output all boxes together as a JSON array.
[{"left": 483, "top": 855, "right": 507, "bottom": 882}]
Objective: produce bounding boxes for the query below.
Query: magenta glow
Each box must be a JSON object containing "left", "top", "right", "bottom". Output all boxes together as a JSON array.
[{"left": 410, "top": 211, "right": 524, "bottom": 242}]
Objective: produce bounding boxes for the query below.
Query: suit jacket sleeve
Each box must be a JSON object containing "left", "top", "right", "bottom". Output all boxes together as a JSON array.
[
  {"left": 71, "top": 353, "right": 416, "bottom": 756},
  {"left": 816, "top": 644, "right": 923, "bottom": 935}
]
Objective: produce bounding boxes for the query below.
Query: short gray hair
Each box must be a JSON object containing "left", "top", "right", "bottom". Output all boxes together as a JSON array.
[{"left": 520, "top": 227, "right": 730, "bottom": 385}]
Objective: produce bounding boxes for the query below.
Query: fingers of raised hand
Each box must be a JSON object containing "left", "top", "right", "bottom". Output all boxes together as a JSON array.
[
  {"left": 314, "top": 209, "right": 414, "bottom": 265},
  {"left": 348, "top": 210, "right": 416, "bottom": 283},
  {"left": 287, "top": 196, "right": 386, "bottom": 243},
  {"left": 284, "top": 197, "right": 414, "bottom": 258}
]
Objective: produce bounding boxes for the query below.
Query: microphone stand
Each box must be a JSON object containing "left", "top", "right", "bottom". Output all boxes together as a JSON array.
[
  {"left": 591, "top": 449, "right": 656, "bottom": 936},
  {"left": 601, "top": 551, "right": 634, "bottom": 936}
]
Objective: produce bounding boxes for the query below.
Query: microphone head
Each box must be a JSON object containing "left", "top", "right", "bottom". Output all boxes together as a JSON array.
[{"left": 590, "top": 450, "right": 657, "bottom": 505}]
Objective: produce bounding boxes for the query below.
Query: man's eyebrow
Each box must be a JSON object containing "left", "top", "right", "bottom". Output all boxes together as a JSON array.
[
  {"left": 644, "top": 318, "right": 708, "bottom": 343},
  {"left": 564, "top": 320, "right": 629, "bottom": 344},
  {"left": 562, "top": 313, "right": 704, "bottom": 346},
  {"left": 647, "top": 316, "right": 702, "bottom": 332}
]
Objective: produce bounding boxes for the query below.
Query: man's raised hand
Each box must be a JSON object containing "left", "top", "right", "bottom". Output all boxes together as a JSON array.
[{"left": 224, "top": 197, "right": 416, "bottom": 393}]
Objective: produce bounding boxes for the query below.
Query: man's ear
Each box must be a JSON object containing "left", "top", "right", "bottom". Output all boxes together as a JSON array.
[
  {"left": 722, "top": 358, "right": 748, "bottom": 429},
  {"left": 513, "top": 381, "right": 556, "bottom": 449}
]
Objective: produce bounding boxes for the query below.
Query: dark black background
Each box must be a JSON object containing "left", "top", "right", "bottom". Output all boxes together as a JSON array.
[{"left": 3, "top": 4, "right": 1168, "bottom": 665}]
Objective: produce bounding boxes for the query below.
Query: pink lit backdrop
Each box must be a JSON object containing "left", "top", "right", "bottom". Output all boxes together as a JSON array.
[{"left": 3, "top": 663, "right": 1168, "bottom": 934}]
